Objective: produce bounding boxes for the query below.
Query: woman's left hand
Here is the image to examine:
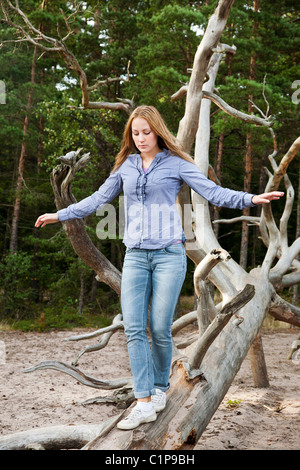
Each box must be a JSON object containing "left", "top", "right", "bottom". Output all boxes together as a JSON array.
[{"left": 252, "top": 191, "right": 284, "bottom": 205}]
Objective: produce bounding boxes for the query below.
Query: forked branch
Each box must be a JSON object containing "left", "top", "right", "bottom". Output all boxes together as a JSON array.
[{"left": 202, "top": 90, "right": 273, "bottom": 127}]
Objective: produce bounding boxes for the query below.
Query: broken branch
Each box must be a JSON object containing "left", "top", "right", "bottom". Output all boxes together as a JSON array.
[
  {"left": 188, "top": 284, "right": 255, "bottom": 370},
  {"left": 193, "top": 248, "right": 231, "bottom": 298}
]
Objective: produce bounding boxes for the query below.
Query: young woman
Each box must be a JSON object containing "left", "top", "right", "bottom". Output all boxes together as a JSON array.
[{"left": 35, "top": 105, "right": 283, "bottom": 430}]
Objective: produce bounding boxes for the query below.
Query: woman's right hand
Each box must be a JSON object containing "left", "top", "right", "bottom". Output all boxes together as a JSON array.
[{"left": 35, "top": 213, "right": 59, "bottom": 228}]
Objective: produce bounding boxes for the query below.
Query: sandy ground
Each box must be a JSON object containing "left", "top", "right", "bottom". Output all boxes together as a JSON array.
[{"left": 0, "top": 325, "right": 299, "bottom": 450}]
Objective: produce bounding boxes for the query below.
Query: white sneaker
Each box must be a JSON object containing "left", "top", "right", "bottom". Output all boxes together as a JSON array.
[
  {"left": 117, "top": 405, "right": 157, "bottom": 430},
  {"left": 151, "top": 388, "right": 166, "bottom": 412}
]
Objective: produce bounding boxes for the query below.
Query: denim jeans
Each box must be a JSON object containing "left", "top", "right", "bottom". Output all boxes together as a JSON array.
[{"left": 121, "top": 243, "right": 187, "bottom": 399}]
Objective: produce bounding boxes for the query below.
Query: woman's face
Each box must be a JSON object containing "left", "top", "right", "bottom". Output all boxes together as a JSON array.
[{"left": 131, "top": 117, "right": 160, "bottom": 157}]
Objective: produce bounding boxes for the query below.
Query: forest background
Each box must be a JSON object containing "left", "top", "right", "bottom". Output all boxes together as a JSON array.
[{"left": 0, "top": 0, "right": 299, "bottom": 331}]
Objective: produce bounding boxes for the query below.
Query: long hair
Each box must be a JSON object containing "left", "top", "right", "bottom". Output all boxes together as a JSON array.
[{"left": 112, "top": 105, "right": 195, "bottom": 172}]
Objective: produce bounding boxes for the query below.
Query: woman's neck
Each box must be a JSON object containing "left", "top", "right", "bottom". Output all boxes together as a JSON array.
[{"left": 140, "top": 147, "right": 162, "bottom": 168}]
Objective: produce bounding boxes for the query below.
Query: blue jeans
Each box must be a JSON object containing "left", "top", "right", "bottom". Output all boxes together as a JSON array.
[{"left": 121, "top": 243, "right": 187, "bottom": 399}]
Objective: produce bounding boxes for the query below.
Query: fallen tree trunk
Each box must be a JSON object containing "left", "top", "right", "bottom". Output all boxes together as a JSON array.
[
  {"left": 87, "top": 273, "right": 266, "bottom": 450},
  {"left": 0, "top": 417, "right": 121, "bottom": 450}
]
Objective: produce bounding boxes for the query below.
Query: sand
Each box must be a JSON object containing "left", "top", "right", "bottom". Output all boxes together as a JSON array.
[{"left": 0, "top": 326, "right": 299, "bottom": 450}]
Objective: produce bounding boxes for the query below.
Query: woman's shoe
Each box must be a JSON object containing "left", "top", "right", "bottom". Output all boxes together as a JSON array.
[
  {"left": 117, "top": 405, "right": 157, "bottom": 430},
  {"left": 151, "top": 388, "right": 166, "bottom": 412}
]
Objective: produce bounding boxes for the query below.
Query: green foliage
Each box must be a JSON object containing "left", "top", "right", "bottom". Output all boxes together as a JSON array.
[
  {"left": 0, "top": 251, "right": 36, "bottom": 318},
  {"left": 12, "top": 307, "right": 113, "bottom": 333},
  {"left": 0, "top": 0, "right": 299, "bottom": 328},
  {"left": 36, "top": 93, "right": 121, "bottom": 172},
  {"left": 226, "top": 399, "right": 242, "bottom": 409}
]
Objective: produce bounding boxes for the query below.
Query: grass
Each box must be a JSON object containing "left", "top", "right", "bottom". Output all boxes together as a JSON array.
[
  {"left": 1, "top": 306, "right": 114, "bottom": 332},
  {"left": 1, "top": 291, "right": 297, "bottom": 333}
]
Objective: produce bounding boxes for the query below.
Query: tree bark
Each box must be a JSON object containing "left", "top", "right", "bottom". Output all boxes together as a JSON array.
[
  {"left": 243, "top": 1, "right": 270, "bottom": 385},
  {"left": 9, "top": 46, "right": 37, "bottom": 252},
  {"left": 249, "top": 332, "right": 269, "bottom": 388},
  {"left": 292, "top": 160, "right": 300, "bottom": 306},
  {"left": 0, "top": 418, "right": 121, "bottom": 450},
  {"left": 240, "top": 133, "right": 252, "bottom": 269},
  {"left": 240, "top": 0, "right": 259, "bottom": 269},
  {"left": 177, "top": 0, "right": 235, "bottom": 153},
  {"left": 212, "top": 132, "right": 224, "bottom": 238}
]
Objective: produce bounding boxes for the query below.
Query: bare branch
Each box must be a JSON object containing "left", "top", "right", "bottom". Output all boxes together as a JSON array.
[
  {"left": 202, "top": 91, "right": 274, "bottom": 127},
  {"left": 171, "top": 310, "right": 197, "bottom": 336},
  {"left": 65, "top": 313, "right": 123, "bottom": 342},
  {"left": 177, "top": 0, "right": 236, "bottom": 152},
  {"left": 270, "top": 238, "right": 300, "bottom": 281},
  {"left": 73, "top": 100, "right": 133, "bottom": 115},
  {"left": 24, "top": 360, "right": 132, "bottom": 390},
  {"left": 0, "top": 1, "right": 61, "bottom": 51},
  {"left": 279, "top": 176, "right": 294, "bottom": 252},
  {"left": 280, "top": 269, "right": 300, "bottom": 289},
  {"left": 78, "top": 386, "right": 135, "bottom": 409},
  {"left": 187, "top": 284, "right": 255, "bottom": 371},
  {"left": 213, "top": 215, "right": 261, "bottom": 225},
  {"left": 261, "top": 137, "right": 300, "bottom": 273},
  {"left": 71, "top": 314, "right": 124, "bottom": 366},
  {"left": 4, "top": 0, "right": 59, "bottom": 45},
  {"left": 193, "top": 248, "right": 231, "bottom": 298},
  {"left": 88, "top": 61, "right": 131, "bottom": 92},
  {"left": 171, "top": 44, "right": 236, "bottom": 103},
  {"left": 262, "top": 74, "right": 270, "bottom": 117},
  {"left": 50, "top": 154, "right": 122, "bottom": 294},
  {"left": 171, "top": 85, "right": 188, "bottom": 102},
  {"left": 269, "top": 136, "right": 300, "bottom": 191},
  {"left": 268, "top": 292, "right": 300, "bottom": 327},
  {"left": 195, "top": 280, "right": 218, "bottom": 337}
]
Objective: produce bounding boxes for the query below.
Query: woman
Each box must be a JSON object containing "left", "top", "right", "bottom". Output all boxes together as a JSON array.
[{"left": 35, "top": 105, "right": 283, "bottom": 430}]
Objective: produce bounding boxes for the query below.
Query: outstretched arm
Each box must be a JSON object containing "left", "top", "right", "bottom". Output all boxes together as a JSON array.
[
  {"left": 35, "top": 168, "right": 123, "bottom": 228},
  {"left": 179, "top": 159, "right": 285, "bottom": 209}
]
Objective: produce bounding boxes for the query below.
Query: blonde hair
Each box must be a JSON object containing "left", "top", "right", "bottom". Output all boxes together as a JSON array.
[{"left": 112, "top": 105, "right": 195, "bottom": 172}]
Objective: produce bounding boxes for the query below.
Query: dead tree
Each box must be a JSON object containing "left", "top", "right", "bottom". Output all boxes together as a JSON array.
[{"left": 1, "top": 0, "right": 300, "bottom": 451}]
